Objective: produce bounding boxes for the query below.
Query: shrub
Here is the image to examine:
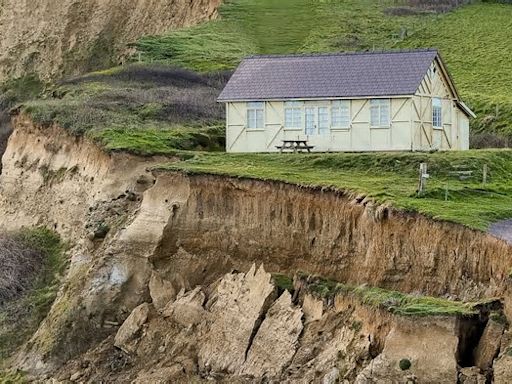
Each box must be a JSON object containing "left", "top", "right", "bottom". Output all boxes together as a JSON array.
[{"left": 399, "top": 358, "right": 412, "bottom": 370}]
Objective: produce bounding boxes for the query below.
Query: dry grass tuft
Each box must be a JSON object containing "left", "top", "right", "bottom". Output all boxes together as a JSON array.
[{"left": 0, "top": 234, "right": 44, "bottom": 305}]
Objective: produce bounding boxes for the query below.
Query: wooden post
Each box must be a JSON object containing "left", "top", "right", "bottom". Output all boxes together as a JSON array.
[
  {"left": 483, "top": 164, "right": 488, "bottom": 186},
  {"left": 418, "top": 163, "right": 428, "bottom": 197}
]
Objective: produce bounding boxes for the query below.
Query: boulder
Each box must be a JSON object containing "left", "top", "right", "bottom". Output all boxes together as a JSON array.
[
  {"left": 114, "top": 303, "right": 150, "bottom": 354},
  {"left": 240, "top": 291, "right": 303, "bottom": 378},
  {"left": 458, "top": 367, "right": 486, "bottom": 384},
  {"left": 302, "top": 293, "right": 323, "bottom": 323},
  {"left": 473, "top": 318, "right": 505, "bottom": 370},
  {"left": 162, "top": 286, "right": 206, "bottom": 327},
  {"left": 149, "top": 271, "right": 176, "bottom": 311},
  {"left": 198, "top": 264, "right": 276, "bottom": 373}
]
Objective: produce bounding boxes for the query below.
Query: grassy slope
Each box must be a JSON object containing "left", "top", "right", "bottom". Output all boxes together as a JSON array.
[
  {"left": 136, "top": 0, "right": 512, "bottom": 140},
  {"left": 22, "top": 65, "right": 227, "bottom": 156},
  {"left": 399, "top": 3, "right": 512, "bottom": 138},
  {"left": 160, "top": 150, "right": 512, "bottom": 230},
  {"left": 0, "top": 229, "right": 65, "bottom": 367}
]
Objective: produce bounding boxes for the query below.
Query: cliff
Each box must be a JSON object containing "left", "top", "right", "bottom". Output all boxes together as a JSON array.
[
  {"left": 0, "top": 0, "right": 221, "bottom": 81},
  {"left": 1, "top": 117, "right": 512, "bottom": 381}
]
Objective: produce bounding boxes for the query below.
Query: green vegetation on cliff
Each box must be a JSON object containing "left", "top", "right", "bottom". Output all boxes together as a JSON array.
[
  {"left": 21, "top": 65, "right": 227, "bottom": 155},
  {"left": 0, "top": 228, "right": 65, "bottom": 364},
  {"left": 305, "top": 274, "right": 479, "bottom": 317},
  {"left": 136, "top": 0, "right": 512, "bottom": 143},
  {"left": 160, "top": 150, "right": 512, "bottom": 230}
]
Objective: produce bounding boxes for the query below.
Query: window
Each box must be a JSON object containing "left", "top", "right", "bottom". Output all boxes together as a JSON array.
[
  {"left": 247, "top": 102, "right": 264, "bottom": 129},
  {"left": 370, "top": 99, "right": 390, "bottom": 127},
  {"left": 432, "top": 98, "right": 442, "bottom": 128},
  {"left": 284, "top": 101, "right": 303, "bottom": 128},
  {"left": 304, "top": 107, "right": 330, "bottom": 135},
  {"left": 318, "top": 107, "right": 329, "bottom": 134},
  {"left": 331, "top": 100, "right": 350, "bottom": 128},
  {"left": 305, "top": 107, "right": 316, "bottom": 135}
]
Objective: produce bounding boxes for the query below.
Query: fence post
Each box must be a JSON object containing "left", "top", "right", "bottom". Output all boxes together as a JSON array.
[{"left": 418, "top": 163, "right": 428, "bottom": 197}]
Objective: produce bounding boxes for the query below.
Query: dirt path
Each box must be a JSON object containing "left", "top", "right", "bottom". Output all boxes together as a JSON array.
[{"left": 489, "top": 219, "right": 512, "bottom": 244}]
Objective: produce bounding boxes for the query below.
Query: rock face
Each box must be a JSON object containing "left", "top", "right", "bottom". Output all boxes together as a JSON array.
[
  {"left": 355, "top": 317, "right": 459, "bottom": 384},
  {"left": 1, "top": 120, "right": 512, "bottom": 381},
  {"left": 0, "top": 0, "right": 221, "bottom": 81},
  {"left": 473, "top": 318, "right": 505, "bottom": 371},
  {"left": 198, "top": 265, "right": 276, "bottom": 373},
  {"left": 240, "top": 291, "right": 303, "bottom": 377},
  {"left": 149, "top": 272, "right": 176, "bottom": 312},
  {"left": 114, "top": 303, "right": 150, "bottom": 354},
  {"left": 162, "top": 287, "right": 206, "bottom": 327},
  {"left": 493, "top": 331, "right": 512, "bottom": 384}
]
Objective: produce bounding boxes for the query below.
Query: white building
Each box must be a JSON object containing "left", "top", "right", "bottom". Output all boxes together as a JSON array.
[{"left": 218, "top": 49, "right": 475, "bottom": 153}]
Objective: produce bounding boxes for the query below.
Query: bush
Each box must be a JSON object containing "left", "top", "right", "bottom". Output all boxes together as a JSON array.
[
  {"left": 0, "top": 234, "right": 45, "bottom": 305},
  {"left": 399, "top": 358, "right": 412, "bottom": 370}
]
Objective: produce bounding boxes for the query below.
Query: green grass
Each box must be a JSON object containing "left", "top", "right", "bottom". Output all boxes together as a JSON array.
[
  {"left": 305, "top": 274, "right": 479, "bottom": 317},
  {"left": 135, "top": 0, "right": 512, "bottom": 140},
  {"left": 0, "top": 228, "right": 65, "bottom": 364},
  {"left": 398, "top": 3, "right": 512, "bottom": 137},
  {"left": 20, "top": 64, "right": 227, "bottom": 155},
  {"left": 0, "top": 371, "right": 25, "bottom": 384},
  {"left": 88, "top": 125, "right": 224, "bottom": 156},
  {"left": 158, "top": 150, "right": 512, "bottom": 230}
]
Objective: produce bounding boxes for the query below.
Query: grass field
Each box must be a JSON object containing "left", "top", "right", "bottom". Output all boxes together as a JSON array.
[
  {"left": 159, "top": 150, "right": 512, "bottom": 230},
  {"left": 136, "top": 0, "right": 512, "bottom": 142}
]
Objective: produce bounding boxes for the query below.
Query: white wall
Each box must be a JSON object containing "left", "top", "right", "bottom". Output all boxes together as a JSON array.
[
  {"left": 412, "top": 60, "right": 470, "bottom": 151},
  {"left": 225, "top": 98, "right": 413, "bottom": 153}
]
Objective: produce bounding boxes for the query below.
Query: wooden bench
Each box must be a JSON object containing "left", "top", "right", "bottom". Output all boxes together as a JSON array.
[{"left": 277, "top": 140, "right": 314, "bottom": 153}]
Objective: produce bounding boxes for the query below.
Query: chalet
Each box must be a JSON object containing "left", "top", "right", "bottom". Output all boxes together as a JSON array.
[{"left": 218, "top": 49, "right": 475, "bottom": 153}]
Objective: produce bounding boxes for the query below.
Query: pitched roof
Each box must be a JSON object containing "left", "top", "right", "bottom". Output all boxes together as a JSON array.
[{"left": 218, "top": 49, "right": 439, "bottom": 102}]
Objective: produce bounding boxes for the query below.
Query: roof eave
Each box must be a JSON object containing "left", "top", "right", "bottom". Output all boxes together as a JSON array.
[
  {"left": 217, "top": 94, "right": 415, "bottom": 103},
  {"left": 457, "top": 101, "right": 477, "bottom": 118}
]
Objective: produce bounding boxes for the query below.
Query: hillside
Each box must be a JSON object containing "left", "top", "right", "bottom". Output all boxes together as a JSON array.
[
  {"left": 2, "top": 2, "right": 512, "bottom": 382},
  {"left": 136, "top": 0, "right": 512, "bottom": 144},
  {"left": 0, "top": 0, "right": 221, "bottom": 81}
]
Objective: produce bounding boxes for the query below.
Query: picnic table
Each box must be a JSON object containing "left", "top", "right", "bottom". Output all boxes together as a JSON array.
[{"left": 276, "top": 139, "right": 314, "bottom": 153}]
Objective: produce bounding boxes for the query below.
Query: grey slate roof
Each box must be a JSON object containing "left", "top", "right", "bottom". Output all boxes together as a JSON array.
[{"left": 218, "top": 49, "right": 439, "bottom": 102}]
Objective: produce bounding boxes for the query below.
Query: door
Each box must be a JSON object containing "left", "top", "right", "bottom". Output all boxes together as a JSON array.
[{"left": 305, "top": 107, "right": 316, "bottom": 135}]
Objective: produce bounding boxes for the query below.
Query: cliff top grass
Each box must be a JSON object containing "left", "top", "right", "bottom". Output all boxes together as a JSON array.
[
  {"left": 136, "top": 0, "right": 512, "bottom": 144},
  {"left": 159, "top": 150, "right": 512, "bottom": 231},
  {"left": 20, "top": 64, "right": 228, "bottom": 156}
]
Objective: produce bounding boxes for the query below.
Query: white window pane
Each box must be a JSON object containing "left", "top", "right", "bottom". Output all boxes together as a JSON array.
[
  {"left": 380, "top": 105, "right": 390, "bottom": 126},
  {"left": 370, "top": 106, "right": 379, "bottom": 126},
  {"left": 248, "top": 101, "right": 264, "bottom": 109},
  {"left": 285, "top": 109, "right": 293, "bottom": 127},
  {"left": 256, "top": 110, "right": 264, "bottom": 128}
]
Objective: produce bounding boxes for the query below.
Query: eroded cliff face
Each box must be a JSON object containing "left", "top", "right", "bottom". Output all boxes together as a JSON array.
[
  {"left": 0, "top": 0, "right": 221, "bottom": 81},
  {"left": 1, "top": 118, "right": 512, "bottom": 381}
]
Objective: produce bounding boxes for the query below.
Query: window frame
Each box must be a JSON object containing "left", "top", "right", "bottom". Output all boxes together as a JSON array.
[
  {"left": 284, "top": 101, "right": 304, "bottom": 130},
  {"left": 370, "top": 99, "right": 391, "bottom": 128},
  {"left": 331, "top": 100, "right": 351, "bottom": 130},
  {"left": 246, "top": 101, "right": 265, "bottom": 130},
  {"left": 432, "top": 97, "right": 443, "bottom": 129}
]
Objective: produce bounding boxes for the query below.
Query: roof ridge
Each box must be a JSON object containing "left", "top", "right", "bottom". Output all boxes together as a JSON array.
[{"left": 244, "top": 48, "right": 438, "bottom": 60}]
